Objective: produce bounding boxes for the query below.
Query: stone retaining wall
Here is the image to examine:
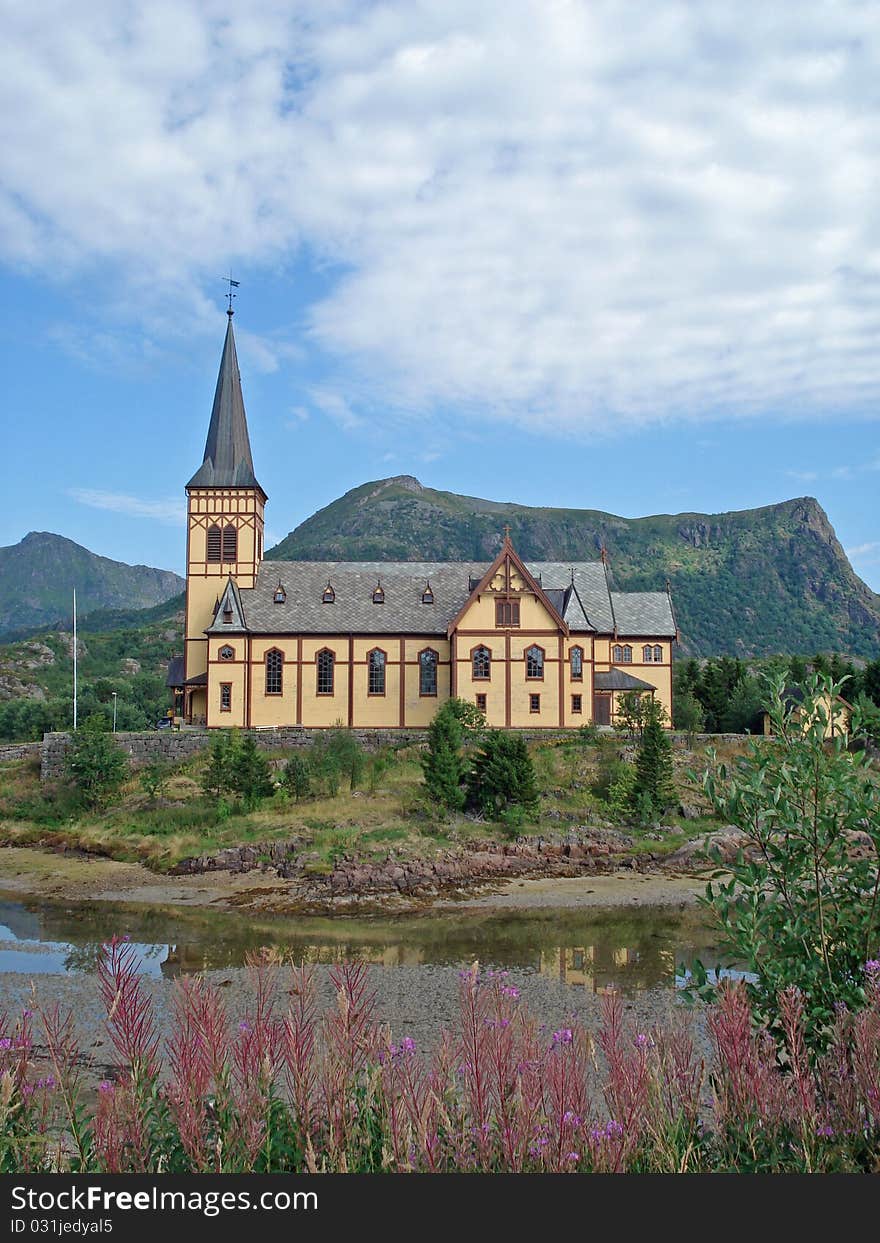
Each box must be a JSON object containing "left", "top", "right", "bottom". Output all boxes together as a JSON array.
[
  {"left": 0, "top": 741, "right": 42, "bottom": 765},
  {"left": 38, "top": 726, "right": 758, "bottom": 781}
]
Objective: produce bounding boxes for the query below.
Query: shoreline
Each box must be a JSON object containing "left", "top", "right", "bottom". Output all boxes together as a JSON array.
[{"left": 0, "top": 844, "right": 707, "bottom": 915}]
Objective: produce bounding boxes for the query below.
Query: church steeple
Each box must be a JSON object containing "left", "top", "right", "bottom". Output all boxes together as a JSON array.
[{"left": 187, "top": 312, "right": 263, "bottom": 492}]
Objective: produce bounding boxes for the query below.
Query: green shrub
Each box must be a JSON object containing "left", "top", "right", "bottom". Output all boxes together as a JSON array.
[
  {"left": 229, "top": 736, "right": 275, "bottom": 809},
  {"left": 139, "top": 759, "right": 172, "bottom": 804},
  {"left": 691, "top": 673, "right": 880, "bottom": 1051},
  {"left": 63, "top": 716, "right": 129, "bottom": 809}
]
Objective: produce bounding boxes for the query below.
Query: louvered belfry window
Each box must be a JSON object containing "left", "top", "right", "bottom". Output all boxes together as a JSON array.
[
  {"left": 206, "top": 525, "right": 222, "bottom": 562},
  {"left": 222, "top": 524, "right": 237, "bottom": 562}
]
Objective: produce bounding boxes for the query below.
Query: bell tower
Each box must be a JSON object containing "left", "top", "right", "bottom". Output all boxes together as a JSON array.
[{"left": 183, "top": 308, "right": 266, "bottom": 723}]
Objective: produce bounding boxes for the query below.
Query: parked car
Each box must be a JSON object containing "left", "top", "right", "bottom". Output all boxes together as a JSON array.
[{"left": 154, "top": 717, "right": 173, "bottom": 730}]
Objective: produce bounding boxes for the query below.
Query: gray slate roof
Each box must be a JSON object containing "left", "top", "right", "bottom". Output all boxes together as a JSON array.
[
  {"left": 594, "top": 669, "right": 657, "bottom": 692},
  {"left": 187, "top": 315, "right": 263, "bottom": 491},
  {"left": 206, "top": 559, "right": 676, "bottom": 637},
  {"left": 165, "top": 656, "right": 184, "bottom": 687}
]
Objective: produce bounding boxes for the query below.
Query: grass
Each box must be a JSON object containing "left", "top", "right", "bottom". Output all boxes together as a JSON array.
[{"left": 0, "top": 732, "right": 735, "bottom": 874}]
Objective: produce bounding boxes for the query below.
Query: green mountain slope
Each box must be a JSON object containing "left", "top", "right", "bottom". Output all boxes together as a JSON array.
[
  {"left": 0, "top": 532, "right": 183, "bottom": 641},
  {"left": 267, "top": 476, "right": 880, "bottom": 658}
]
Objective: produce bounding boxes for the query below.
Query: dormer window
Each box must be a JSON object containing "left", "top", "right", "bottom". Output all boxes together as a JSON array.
[
  {"left": 322, "top": 582, "right": 335, "bottom": 604},
  {"left": 422, "top": 582, "right": 434, "bottom": 605},
  {"left": 222, "top": 605, "right": 233, "bottom": 625},
  {"left": 273, "top": 581, "right": 286, "bottom": 604},
  {"left": 372, "top": 582, "right": 385, "bottom": 604}
]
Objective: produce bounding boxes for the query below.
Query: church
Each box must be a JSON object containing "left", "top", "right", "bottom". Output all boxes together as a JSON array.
[{"left": 170, "top": 310, "right": 677, "bottom": 730}]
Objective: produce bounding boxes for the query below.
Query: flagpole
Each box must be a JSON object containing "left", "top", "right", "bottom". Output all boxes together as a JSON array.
[{"left": 73, "top": 588, "right": 77, "bottom": 731}]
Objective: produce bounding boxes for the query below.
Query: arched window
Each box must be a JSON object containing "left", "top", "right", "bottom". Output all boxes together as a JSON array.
[
  {"left": 526, "top": 645, "right": 544, "bottom": 679},
  {"left": 419, "top": 649, "right": 438, "bottom": 696},
  {"left": 317, "top": 649, "right": 335, "bottom": 695},
  {"left": 222, "top": 524, "right": 237, "bottom": 562},
  {"left": 622, "top": 645, "right": 632, "bottom": 663},
  {"left": 570, "top": 646, "right": 583, "bottom": 680},
  {"left": 322, "top": 582, "right": 335, "bottom": 604},
  {"left": 368, "top": 648, "right": 386, "bottom": 695},
  {"left": 643, "top": 645, "right": 653, "bottom": 662},
  {"left": 206, "top": 524, "right": 222, "bottom": 563},
  {"left": 653, "top": 645, "right": 662, "bottom": 663},
  {"left": 265, "top": 649, "right": 283, "bottom": 696},
  {"left": 472, "top": 645, "right": 491, "bottom": 680},
  {"left": 218, "top": 645, "right": 235, "bottom": 661},
  {"left": 612, "top": 644, "right": 623, "bottom": 662}
]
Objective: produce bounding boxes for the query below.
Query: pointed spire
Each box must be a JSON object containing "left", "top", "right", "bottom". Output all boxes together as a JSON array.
[{"left": 187, "top": 314, "right": 263, "bottom": 491}]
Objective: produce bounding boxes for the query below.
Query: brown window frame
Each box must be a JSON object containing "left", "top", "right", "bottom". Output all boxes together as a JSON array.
[
  {"left": 367, "top": 647, "right": 387, "bottom": 696},
  {"left": 265, "top": 648, "right": 284, "bottom": 696},
  {"left": 572, "top": 693, "right": 583, "bottom": 714},
  {"left": 570, "top": 646, "right": 583, "bottom": 680},
  {"left": 218, "top": 645, "right": 235, "bottom": 661},
  {"left": 653, "top": 645, "right": 663, "bottom": 663},
  {"left": 219, "top": 683, "right": 232, "bottom": 713},
  {"left": 495, "top": 599, "right": 520, "bottom": 628},
  {"left": 622, "top": 645, "right": 632, "bottom": 663},
  {"left": 418, "top": 648, "right": 438, "bottom": 697},
  {"left": 221, "top": 524, "right": 237, "bottom": 563},
  {"left": 525, "top": 644, "right": 545, "bottom": 680},
  {"left": 471, "top": 645, "right": 491, "bottom": 681},
  {"left": 316, "top": 648, "right": 335, "bottom": 696},
  {"left": 475, "top": 693, "right": 487, "bottom": 713},
  {"left": 529, "top": 693, "right": 541, "bottom": 714}
]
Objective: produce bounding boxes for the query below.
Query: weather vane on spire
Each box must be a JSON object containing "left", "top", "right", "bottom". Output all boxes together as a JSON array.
[{"left": 222, "top": 276, "right": 240, "bottom": 316}]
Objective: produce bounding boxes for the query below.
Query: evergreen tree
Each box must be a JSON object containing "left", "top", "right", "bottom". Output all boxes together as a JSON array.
[
  {"left": 632, "top": 698, "right": 675, "bottom": 813},
  {"left": 421, "top": 699, "right": 469, "bottom": 812},
  {"left": 201, "top": 730, "right": 235, "bottom": 800},
  {"left": 282, "top": 753, "right": 311, "bottom": 801},
  {"left": 229, "top": 735, "right": 275, "bottom": 808},
  {"left": 63, "top": 715, "right": 128, "bottom": 808},
  {"left": 466, "top": 731, "right": 539, "bottom": 818}
]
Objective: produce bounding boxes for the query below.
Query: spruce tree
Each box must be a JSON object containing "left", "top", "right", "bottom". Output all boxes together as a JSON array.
[
  {"left": 421, "top": 700, "right": 468, "bottom": 812},
  {"left": 466, "top": 730, "right": 539, "bottom": 817},
  {"left": 632, "top": 697, "right": 675, "bottom": 813},
  {"left": 230, "top": 734, "right": 275, "bottom": 808}
]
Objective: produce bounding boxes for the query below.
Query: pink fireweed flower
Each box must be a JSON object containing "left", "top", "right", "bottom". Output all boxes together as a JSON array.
[
  {"left": 97, "top": 1080, "right": 114, "bottom": 1095},
  {"left": 552, "top": 1028, "right": 573, "bottom": 1046}
]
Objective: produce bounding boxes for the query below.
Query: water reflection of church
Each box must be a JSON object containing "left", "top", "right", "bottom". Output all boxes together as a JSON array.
[{"left": 539, "top": 945, "right": 676, "bottom": 994}]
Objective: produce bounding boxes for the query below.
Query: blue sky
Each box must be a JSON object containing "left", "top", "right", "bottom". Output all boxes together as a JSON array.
[{"left": 1, "top": 2, "right": 878, "bottom": 589}]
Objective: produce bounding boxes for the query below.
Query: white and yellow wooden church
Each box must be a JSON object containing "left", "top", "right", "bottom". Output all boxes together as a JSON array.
[{"left": 171, "top": 312, "right": 677, "bottom": 730}]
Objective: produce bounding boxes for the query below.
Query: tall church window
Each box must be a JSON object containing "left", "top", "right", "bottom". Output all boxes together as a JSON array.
[
  {"left": 622, "top": 645, "right": 632, "bottom": 663},
  {"left": 317, "top": 649, "right": 335, "bottom": 695},
  {"left": 220, "top": 683, "right": 232, "bottom": 712},
  {"left": 472, "top": 646, "right": 491, "bottom": 680},
  {"left": 265, "top": 649, "right": 283, "bottom": 695},
  {"left": 643, "top": 645, "right": 653, "bottom": 662},
  {"left": 368, "top": 648, "right": 386, "bottom": 695},
  {"left": 526, "top": 645, "right": 544, "bottom": 679},
  {"left": 570, "top": 647, "right": 583, "bottom": 680},
  {"left": 653, "top": 645, "right": 663, "bottom": 662},
  {"left": 206, "top": 525, "right": 222, "bottom": 563},
  {"left": 222, "top": 524, "right": 238, "bottom": 562},
  {"left": 419, "top": 649, "right": 438, "bottom": 696}
]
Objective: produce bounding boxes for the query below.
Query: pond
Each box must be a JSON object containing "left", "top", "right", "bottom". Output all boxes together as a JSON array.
[{"left": 0, "top": 893, "right": 725, "bottom": 997}]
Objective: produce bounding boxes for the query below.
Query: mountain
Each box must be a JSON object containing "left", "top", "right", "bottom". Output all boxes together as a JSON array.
[
  {"left": 0, "top": 532, "right": 184, "bottom": 641},
  {"left": 267, "top": 477, "right": 880, "bottom": 658}
]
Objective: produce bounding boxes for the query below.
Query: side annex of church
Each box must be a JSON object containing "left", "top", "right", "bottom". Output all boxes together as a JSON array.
[{"left": 170, "top": 312, "right": 677, "bottom": 731}]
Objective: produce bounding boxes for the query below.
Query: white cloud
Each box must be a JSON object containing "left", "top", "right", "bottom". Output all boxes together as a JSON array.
[
  {"left": 69, "top": 488, "right": 185, "bottom": 525},
  {"left": 846, "top": 541, "right": 880, "bottom": 560},
  {"left": 4, "top": 2, "right": 880, "bottom": 432}
]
